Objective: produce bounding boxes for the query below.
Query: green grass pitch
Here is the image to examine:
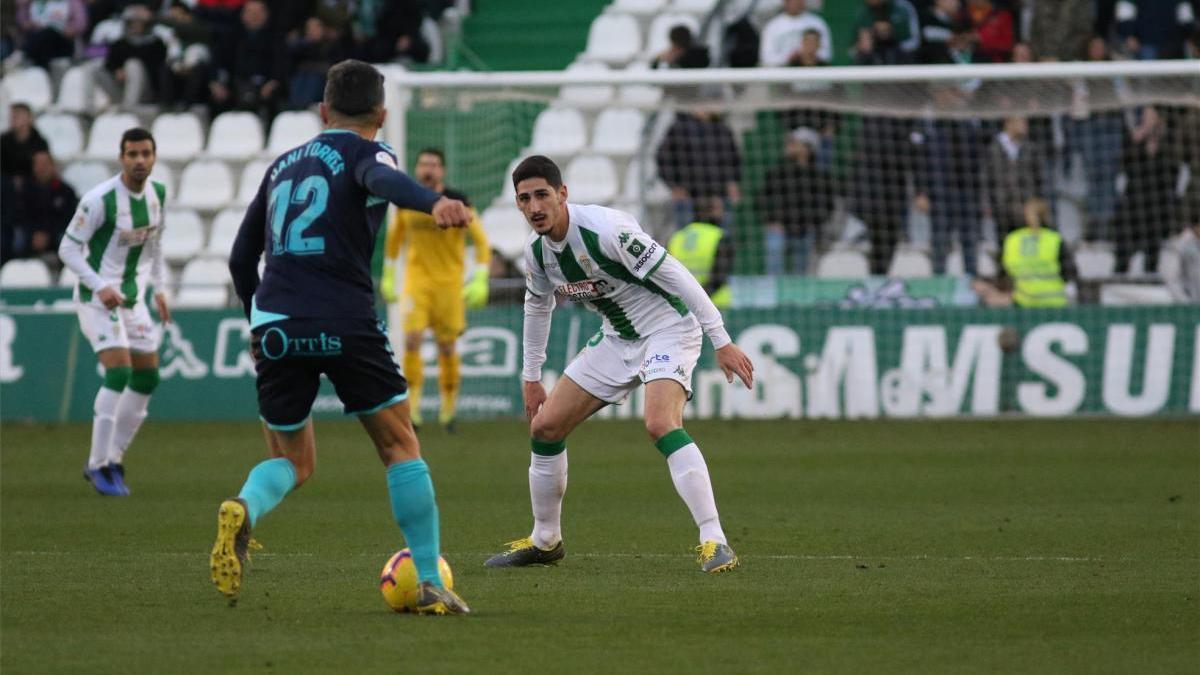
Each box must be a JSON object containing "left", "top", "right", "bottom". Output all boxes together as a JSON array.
[{"left": 2, "top": 418, "right": 1197, "bottom": 674}]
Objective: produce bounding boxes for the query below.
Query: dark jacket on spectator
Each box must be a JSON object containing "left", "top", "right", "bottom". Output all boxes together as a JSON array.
[
  {"left": 755, "top": 160, "right": 834, "bottom": 239},
  {"left": 1116, "top": 0, "right": 1196, "bottom": 58},
  {"left": 0, "top": 125, "right": 48, "bottom": 178},
  {"left": 105, "top": 31, "right": 168, "bottom": 94},
  {"left": 981, "top": 133, "right": 1046, "bottom": 237},
  {"left": 217, "top": 21, "right": 288, "bottom": 90},
  {"left": 15, "top": 173, "right": 76, "bottom": 247},
  {"left": 655, "top": 112, "right": 741, "bottom": 200}
]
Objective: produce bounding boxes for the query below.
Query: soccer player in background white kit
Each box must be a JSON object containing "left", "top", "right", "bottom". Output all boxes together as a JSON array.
[
  {"left": 58, "top": 128, "right": 170, "bottom": 496},
  {"left": 485, "top": 156, "right": 755, "bottom": 573}
]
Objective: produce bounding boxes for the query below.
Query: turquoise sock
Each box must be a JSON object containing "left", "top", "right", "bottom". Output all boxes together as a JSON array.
[
  {"left": 237, "top": 457, "right": 297, "bottom": 528},
  {"left": 386, "top": 459, "right": 442, "bottom": 586}
]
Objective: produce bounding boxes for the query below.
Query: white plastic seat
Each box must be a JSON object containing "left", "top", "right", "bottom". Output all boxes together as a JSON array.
[
  {"left": 888, "top": 247, "right": 933, "bottom": 278},
  {"left": 62, "top": 161, "right": 113, "bottom": 194},
  {"left": 174, "top": 257, "right": 230, "bottom": 308},
  {"left": 584, "top": 13, "right": 642, "bottom": 65},
  {"left": 151, "top": 112, "right": 206, "bottom": 161},
  {"left": 161, "top": 209, "right": 206, "bottom": 261},
  {"left": 619, "top": 61, "right": 664, "bottom": 107},
  {"left": 558, "top": 61, "right": 616, "bottom": 111},
  {"left": 612, "top": 0, "right": 668, "bottom": 14},
  {"left": 564, "top": 155, "right": 618, "bottom": 204},
  {"left": 207, "top": 208, "right": 244, "bottom": 255},
  {"left": 623, "top": 158, "right": 670, "bottom": 204},
  {"left": 235, "top": 159, "right": 271, "bottom": 206},
  {"left": 499, "top": 157, "right": 523, "bottom": 202},
  {"left": 1075, "top": 244, "right": 1116, "bottom": 280},
  {"left": 149, "top": 162, "right": 175, "bottom": 197},
  {"left": 645, "top": 13, "right": 702, "bottom": 57},
  {"left": 669, "top": 0, "right": 719, "bottom": 13},
  {"left": 177, "top": 159, "right": 235, "bottom": 210},
  {"left": 2, "top": 67, "right": 53, "bottom": 112},
  {"left": 481, "top": 204, "right": 531, "bottom": 260},
  {"left": 528, "top": 107, "right": 588, "bottom": 156},
  {"left": 0, "top": 259, "right": 52, "bottom": 287},
  {"left": 206, "top": 111, "right": 264, "bottom": 159},
  {"left": 54, "top": 64, "right": 110, "bottom": 113},
  {"left": 816, "top": 250, "right": 870, "bottom": 279},
  {"left": 85, "top": 112, "right": 140, "bottom": 159},
  {"left": 591, "top": 108, "right": 645, "bottom": 157},
  {"left": 267, "top": 110, "right": 322, "bottom": 155},
  {"left": 35, "top": 112, "right": 84, "bottom": 160}
]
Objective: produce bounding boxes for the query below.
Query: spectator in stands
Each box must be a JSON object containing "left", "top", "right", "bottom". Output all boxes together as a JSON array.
[
  {"left": 852, "top": 17, "right": 908, "bottom": 65},
  {"left": 962, "top": 0, "right": 1013, "bottom": 62},
  {"left": 655, "top": 110, "right": 742, "bottom": 231},
  {"left": 1067, "top": 36, "right": 1125, "bottom": 242},
  {"left": 208, "top": 0, "right": 287, "bottom": 122},
  {"left": 669, "top": 196, "right": 734, "bottom": 307},
  {"left": 853, "top": 0, "right": 921, "bottom": 61},
  {"left": 91, "top": 4, "right": 168, "bottom": 108},
  {"left": 912, "top": 91, "right": 986, "bottom": 275},
  {"left": 288, "top": 16, "right": 346, "bottom": 109},
  {"left": 775, "top": 28, "right": 839, "bottom": 152},
  {"left": 975, "top": 198, "right": 1075, "bottom": 307},
  {"left": 0, "top": 175, "right": 15, "bottom": 265},
  {"left": 852, "top": 116, "right": 913, "bottom": 274},
  {"left": 917, "top": 0, "right": 960, "bottom": 64},
  {"left": 2, "top": 0, "right": 19, "bottom": 60},
  {"left": 1114, "top": 106, "right": 1182, "bottom": 274},
  {"left": 13, "top": 0, "right": 87, "bottom": 68},
  {"left": 982, "top": 116, "right": 1046, "bottom": 240},
  {"left": 755, "top": 127, "right": 834, "bottom": 276},
  {"left": 1025, "top": 0, "right": 1094, "bottom": 62},
  {"left": 0, "top": 102, "right": 49, "bottom": 182},
  {"left": 651, "top": 24, "right": 710, "bottom": 69},
  {"left": 159, "top": 1, "right": 216, "bottom": 110},
  {"left": 759, "top": 0, "right": 833, "bottom": 67},
  {"left": 1116, "top": 0, "right": 1196, "bottom": 59},
  {"left": 11, "top": 149, "right": 76, "bottom": 263},
  {"left": 354, "top": 0, "right": 430, "bottom": 64},
  {"left": 1163, "top": 194, "right": 1200, "bottom": 301}
]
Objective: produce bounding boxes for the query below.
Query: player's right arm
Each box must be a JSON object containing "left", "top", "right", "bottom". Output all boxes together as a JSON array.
[
  {"left": 521, "top": 239, "right": 557, "bottom": 419},
  {"left": 354, "top": 146, "right": 470, "bottom": 228},
  {"left": 57, "top": 192, "right": 124, "bottom": 309},
  {"left": 228, "top": 176, "right": 269, "bottom": 320}
]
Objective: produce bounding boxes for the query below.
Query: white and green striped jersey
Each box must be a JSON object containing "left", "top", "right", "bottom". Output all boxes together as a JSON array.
[
  {"left": 524, "top": 203, "right": 694, "bottom": 341},
  {"left": 61, "top": 174, "right": 167, "bottom": 308}
]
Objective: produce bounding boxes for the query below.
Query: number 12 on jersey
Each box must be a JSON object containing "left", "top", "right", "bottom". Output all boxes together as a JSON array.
[{"left": 269, "top": 176, "right": 328, "bottom": 256}]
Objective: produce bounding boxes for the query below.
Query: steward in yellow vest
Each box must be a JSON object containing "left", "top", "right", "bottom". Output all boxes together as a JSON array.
[
  {"left": 1000, "top": 200, "right": 1074, "bottom": 308},
  {"left": 668, "top": 197, "right": 733, "bottom": 307}
]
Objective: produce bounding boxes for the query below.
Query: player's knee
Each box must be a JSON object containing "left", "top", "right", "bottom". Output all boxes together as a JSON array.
[
  {"left": 404, "top": 334, "right": 423, "bottom": 353},
  {"left": 645, "top": 417, "right": 678, "bottom": 442},
  {"left": 436, "top": 341, "right": 455, "bottom": 357},
  {"left": 529, "top": 413, "right": 566, "bottom": 444},
  {"left": 128, "top": 367, "right": 160, "bottom": 395},
  {"left": 102, "top": 365, "right": 132, "bottom": 392}
]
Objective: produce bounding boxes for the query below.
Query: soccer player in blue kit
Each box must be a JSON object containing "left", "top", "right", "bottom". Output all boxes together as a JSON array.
[{"left": 210, "top": 60, "right": 472, "bottom": 615}]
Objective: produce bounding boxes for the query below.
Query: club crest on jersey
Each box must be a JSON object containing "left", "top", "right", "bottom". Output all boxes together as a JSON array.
[{"left": 578, "top": 254, "right": 594, "bottom": 275}]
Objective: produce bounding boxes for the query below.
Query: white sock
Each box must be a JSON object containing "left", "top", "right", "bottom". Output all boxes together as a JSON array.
[
  {"left": 667, "top": 444, "right": 727, "bottom": 545},
  {"left": 88, "top": 387, "right": 122, "bottom": 470},
  {"left": 109, "top": 389, "right": 151, "bottom": 465},
  {"left": 529, "top": 451, "right": 568, "bottom": 549}
]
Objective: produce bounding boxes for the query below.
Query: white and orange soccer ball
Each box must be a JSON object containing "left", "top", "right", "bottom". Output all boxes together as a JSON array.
[{"left": 378, "top": 548, "right": 454, "bottom": 612}]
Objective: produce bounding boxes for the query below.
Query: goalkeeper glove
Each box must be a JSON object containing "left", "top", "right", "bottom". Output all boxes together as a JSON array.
[
  {"left": 462, "top": 267, "right": 489, "bottom": 309},
  {"left": 380, "top": 263, "right": 397, "bottom": 303}
]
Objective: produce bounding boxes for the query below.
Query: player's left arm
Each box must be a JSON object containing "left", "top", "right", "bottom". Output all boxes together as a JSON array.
[
  {"left": 229, "top": 179, "right": 268, "bottom": 320},
  {"left": 463, "top": 209, "right": 491, "bottom": 308}
]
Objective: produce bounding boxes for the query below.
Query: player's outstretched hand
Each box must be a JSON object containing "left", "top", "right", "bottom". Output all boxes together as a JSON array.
[
  {"left": 431, "top": 196, "right": 470, "bottom": 229},
  {"left": 96, "top": 285, "right": 126, "bottom": 310},
  {"left": 522, "top": 380, "right": 547, "bottom": 421},
  {"left": 716, "top": 343, "right": 754, "bottom": 389}
]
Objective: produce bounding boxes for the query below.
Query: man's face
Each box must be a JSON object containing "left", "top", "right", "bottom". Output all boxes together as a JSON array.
[
  {"left": 31, "top": 152, "right": 54, "bottom": 183},
  {"left": 784, "top": 0, "right": 807, "bottom": 15},
  {"left": 10, "top": 106, "right": 31, "bottom": 133},
  {"left": 242, "top": 1, "right": 268, "bottom": 31},
  {"left": 515, "top": 177, "right": 567, "bottom": 237},
  {"left": 119, "top": 139, "right": 156, "bottom": 184},
  {"left": 786, "top": 139, "right": 812, "bottom": 164},
  {"left": 801, "top": 32, "right": 821, "bottom": 55},
  {"left": 415, "top": 153, "right": 445, "bottom": 189}
]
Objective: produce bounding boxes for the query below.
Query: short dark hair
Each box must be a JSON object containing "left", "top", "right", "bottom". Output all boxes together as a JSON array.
[
  {"left": 324, "top": 59, "right": 384, "bottom": 118},
  {"left": 417, "top": 147, "right": 445, "bottom": 164},
  {"left": 120, "top": 127, "right": 156, "bottom": 154},
  {"left": 10, "top": 102, "right": 31, "bottom": 115},
  {"left": 512, "top": 155, "right": 562, "bottom": 190},
  {"left": 669, "top": 25, "right": 693, "bottom": 48}
]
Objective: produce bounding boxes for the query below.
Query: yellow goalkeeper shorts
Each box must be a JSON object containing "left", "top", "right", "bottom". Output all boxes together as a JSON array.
[{"left": 402, "top": 281, "right": 465, "bottom": 344}]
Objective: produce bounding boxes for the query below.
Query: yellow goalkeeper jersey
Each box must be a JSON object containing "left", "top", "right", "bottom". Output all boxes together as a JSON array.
[{"left": 385, "top": 187, "right": 490, "bottom": 287}]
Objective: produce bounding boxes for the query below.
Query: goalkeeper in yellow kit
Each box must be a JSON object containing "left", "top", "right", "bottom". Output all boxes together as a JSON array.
[{"left": 380, "top": 148, "right": 490, "bottom": 430}]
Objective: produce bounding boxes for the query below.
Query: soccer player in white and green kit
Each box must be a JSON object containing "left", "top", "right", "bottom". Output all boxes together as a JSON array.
[
  {"left": 57, "top": 128, "right": 170, "bottom": 497},
  {"left": 485, "top": 156, "right": 755, "bottom": 573}
]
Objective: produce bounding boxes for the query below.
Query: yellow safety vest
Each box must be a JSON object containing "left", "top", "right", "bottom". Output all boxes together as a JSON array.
[
  {"left": 668, "top": 221, "right": 731, "bottom": 307},
  {"left": 1002, "top": 227, "right": 1067, "bottom": 308}
]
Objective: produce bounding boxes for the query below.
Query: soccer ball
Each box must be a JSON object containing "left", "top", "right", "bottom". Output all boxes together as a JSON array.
[{"left": 378, "top": 548, "right": 454, "bottom": 612}]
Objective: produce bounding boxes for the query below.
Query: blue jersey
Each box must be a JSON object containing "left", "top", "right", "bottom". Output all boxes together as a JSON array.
[{"left": 229, "top": 129, "right": 440, "bottom": 326}]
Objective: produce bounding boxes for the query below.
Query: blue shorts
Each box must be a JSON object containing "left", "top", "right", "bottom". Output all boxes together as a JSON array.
[{"left": 253, "top": 318, "right": 408, "bottom": 430}]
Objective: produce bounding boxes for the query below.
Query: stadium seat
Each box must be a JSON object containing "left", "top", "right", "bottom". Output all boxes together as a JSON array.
[
  {"left": 207, "top": 208, "right": 244, "bottom": 255},
  {"left": 85, "top": 112, "right": 140, "bottom": 159},
  {"left": 149, "top": 162, "right": 175, "bottom": 197},
  {"left": 558, "top": 61, "right": 616, "bottom": 110},
  {"left": 564, "top": 155, "right": 619, "bottom": 204},
  {"left": 499, "top": 157, "right": 523, "bottom": 202},
  {"left": 174, "top": 257, "right": 230, "bottom": 308},
  {"left": 584, "top": 13, "right": 641, "bottom": 65},
  {"left": 528, "top": 107, "right": 588, "bottom": 156},
  {"left": 206, "top": 112, "right": 264, "bottom": 159},
  {"left": 2, "top": 67, "right": 53, "bottom": 112},
  {"left": 58, "top": 266, "right": 77, "bottom": 288},
  {"left": 161, "top": 209, "right": 206, "bottom": 261},
  {"left": 267, "top": 110, "right": 321, "bottom": 155},
  {"left": 669, "top": 0, "right": 719, "bottom": 13},
  {"left": 35, "top": 112, "right": 84, "bottom": 160},
  {"left": 619, "top": 61, "right": 664, "bottom": 107},
  {"left": 151, "top": 112, "right": 206, "bottom": 161},
  {"left": 177, "top": 159, "right": 235, "bottom": 210},
  {"left": 622, "top": 158, "right": 671, "bottom": 204},
  {"left": 1075, "top": 244, "right": 1116, "bottom": 280},
  {"left": 816, "top": 250, "right": 870, "bottom": 279},
  {"left": 62, "top": 161, "right": 113, "bottom": 194},
  {"left": 591, "top": 107, "right": 645, "bottom": 157},
  {"left": 481, "top": 204, "right": 530, "bottom": 260},
  {"left": 888, "top": 247, "right": 933, "bottom": 278},
  {"left": 611, "top": 0, "right": 668, "bottom": 14},
  {"left": 54, "top": 64, "right": 110, "bottom": 113},
  {"left": 0, "top": 259, "right": 53, "bottom": 287},
  {"left": 644, "top": 13, "right": 701, "bottom": 57},
  {"left": 235, "top": 159, "right": 272, "bottom": 206}
]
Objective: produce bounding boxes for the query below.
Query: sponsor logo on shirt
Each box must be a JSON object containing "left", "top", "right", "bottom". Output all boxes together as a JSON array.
[
  {"left": 642, "top": 353, "right": 670, "bottom": 369},
  {"left": 556, "top": 279, "right": 610, "bottom": 301},
  {"left": 375, "top": 151, "right": 398, "bottom": 169},
  {"left": 117, "top": 225, "right": 159, "bottom": 246},
  {"left": 626, "top": 239, "right": 646, "bottom": 257},
  {"left": 631, "top": 241, "right": 659, "bottom": 272}
]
